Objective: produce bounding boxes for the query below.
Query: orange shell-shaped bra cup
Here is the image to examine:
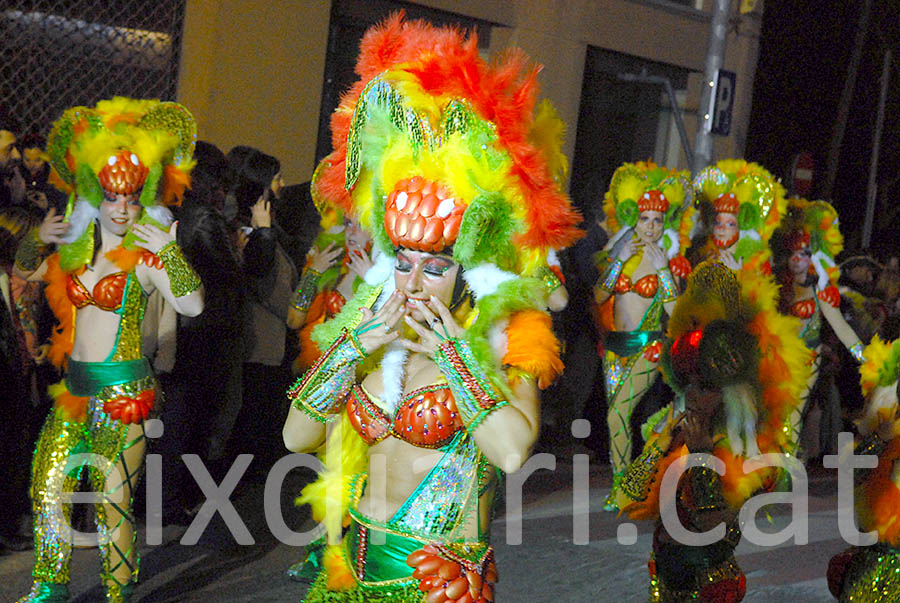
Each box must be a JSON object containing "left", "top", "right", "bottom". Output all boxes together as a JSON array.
[
  {"left": 385, "top": 177, "right": 467, "bottom": 252},
  {"left": 394, "top": 387, "right": 463, "bottom": 448},
  {"left": 712, "top": 192, "right": 740, "bottom": 215},
  {"left": 97, "top": 151, "right": 149, "bottom": 195}
]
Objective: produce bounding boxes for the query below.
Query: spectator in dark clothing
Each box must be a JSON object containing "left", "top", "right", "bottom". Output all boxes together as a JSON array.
[
  {"left": 152, "top": 203, "right": 246, "bottom": 523},
  {"left": 229, "top": 147, "right": 298, "bottom": 471}
]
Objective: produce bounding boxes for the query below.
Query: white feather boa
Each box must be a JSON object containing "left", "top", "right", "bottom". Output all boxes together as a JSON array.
[{"left": 59, "top": 198, "right": 98, "bottom": 244}]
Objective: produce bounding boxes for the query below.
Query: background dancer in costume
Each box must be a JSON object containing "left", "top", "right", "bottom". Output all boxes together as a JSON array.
[
  {"left": 828, "top": 335, "right": 900, "bottom": 601},
  {"left": 772, "top": 198, "right": 865, "bottom": 455},
  {"left": 691, "top": 159, "right": 785, "bottom": 275},
  {"left": 592, "top": 162, "right": 694, "bottom": 510},
  {"left": 616, "top": 262, "right": 810, "bottom": 601},
  {"left": 282, "top": 14, "right": 579, "bottom": 602},
  {"left": 13, "top": 98, "right": 202, "bottom": 603},
  {"left": 288, "top": 155, "right": 373, "bottom": 375}
]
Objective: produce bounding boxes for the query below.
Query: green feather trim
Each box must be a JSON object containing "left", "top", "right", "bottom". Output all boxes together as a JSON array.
[
  {"left": 59, "top": 221, "right": 95, "bottom": 272},
  {"left": 75, "top": 163, "right": 102, "bottom": 208},
  {"left": 369, "top": 178, "right": 393, "bottom": 257},
  {"left": 311, "top": 282, "right": 383, "bottom": 351},
  {"left": 139, "top": 163, "right": 163, "bottom": 207},
  {"left": 453, "top": 193, "right": 517, "bottom": 271},
  {"left": 465, "top": 277, "right": 548, "bottom": 397}
]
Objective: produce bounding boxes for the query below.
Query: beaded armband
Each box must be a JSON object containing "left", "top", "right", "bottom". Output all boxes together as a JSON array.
[
  {"left": 538, "top": 266, "right": 562, "bottom": 293},
  {"left": 685, "top": 465, "right": 727, "bottom": 513},
  {"left": 291, "top": 268, "right": 322, "bottom": 312},
  {"left": 157, "top": 241, "right": 202, "bottom": 297},
  {"left": 14, "top": 227, "right": 48, "bottom": 272},
  {"left": 599, "top": 258, "right": 624, "bottom": 293},
  {"left": 850, "top": 341, "right": 865, "bottom": 363},
  {"left": 286, "top": 329, "right": 362, "bottom": 422},
  {"left": 620, "top": 442, "right": 664, "bottom": 503},
  {"left": 434, "top": 338, "right": 509, "bottom": 432},
  {"left": 656, "top": 267, "right": 677, "bottom": 302}
]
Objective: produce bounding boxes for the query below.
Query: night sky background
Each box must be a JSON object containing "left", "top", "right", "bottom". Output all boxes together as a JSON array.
[{"left": 746, "top": 0, "right": 900, "bottom": 261}]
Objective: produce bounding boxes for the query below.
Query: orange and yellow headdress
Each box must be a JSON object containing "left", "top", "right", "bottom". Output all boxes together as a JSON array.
[
  {"left": 315, "top": 14, "right": 581, "bottom": 283},
  {"left": 46, "top": 97, "right": 196, "bottom": 270},
  {"left": 602, "top": 161, "right": 695, "bottom": 276},
  {"left": 693, "top": 159, "right": 786, "bottom": 270}
]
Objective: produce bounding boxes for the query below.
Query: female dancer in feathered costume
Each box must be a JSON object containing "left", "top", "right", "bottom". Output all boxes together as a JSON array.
[
  {"left": 288, "top": 155, "right": 374, "bottom": 375},
  {"left": 282, "top": 14, "right": 580, "bottom": 602},
  {"left": 615, "top": 262, "right": 811, "bottom": 601},
  {"left": 771, "top": 198, "right": 865, "bottom": 451},
  {"left": 827, "top": 335, "right": 900, "bottom": 601},
  {"left": 592, "top": 162, "right": 695, "bottom": 510},
  {"left": 692, "top": 159, "right": 786, "bottom": 274},
  {"left": 14, "top": 98, "right": 203, "bottom": 603}
]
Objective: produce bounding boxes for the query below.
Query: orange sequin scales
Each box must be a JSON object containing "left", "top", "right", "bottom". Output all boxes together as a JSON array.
[
  {"left": 97, "top": 151, "right": 149, "bottom": 195},
  {"left": 384, "top": 176, "right": 466, "bottom": 253}
]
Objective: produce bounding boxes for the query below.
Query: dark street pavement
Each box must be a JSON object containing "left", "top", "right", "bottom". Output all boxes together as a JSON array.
[{"left": 0, "top": 453, "right": 842, "bottom": 602}]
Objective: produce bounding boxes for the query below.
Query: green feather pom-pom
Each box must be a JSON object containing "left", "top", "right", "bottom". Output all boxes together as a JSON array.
[
  {"left": 615, "top": 199, "right": 639, "bottom": 228},
  {"left": 122, "top": 209, "right": 168, "bottom": 250},
  {"left": 454, "top": 193, "right": 517, "bottom": 271},
  {"left": 737, "top": 202, "right": 760, "bottom": 230},
  {"left": 734, "top": 237, "right": 763, "bottom": 262}
]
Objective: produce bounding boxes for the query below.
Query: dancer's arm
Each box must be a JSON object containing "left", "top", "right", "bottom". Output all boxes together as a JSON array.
[
  {"left": 287, "top": 242, "right": 342, "bottom": 329},
  {"left": 131, "top": 222, "right": 204, "bottom": 317},
  {"left": 819, "top": 299, "right": 864, "bottom": 362},
  {"left": 284, "top": 292, "right": 405, "bottom": 452}
]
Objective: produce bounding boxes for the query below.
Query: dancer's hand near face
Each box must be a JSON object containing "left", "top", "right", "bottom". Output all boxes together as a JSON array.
[
  {"left": 642, "top": 239, "right": 668, "bottom": 270},
  {"left": 399, "top": 296, "right": 464, "bottom": 356},
  {"left": 308, "top": 242, "right": 343, "bottom": 273},
  {"left": 354, "top": 291, "right": 406, "bottom": 355},
  {"left": 347, "top": 242, "right": 373, "bottom": 278},
  {"left": 37, "top": 207, "right": 70, "bottom": 245}
]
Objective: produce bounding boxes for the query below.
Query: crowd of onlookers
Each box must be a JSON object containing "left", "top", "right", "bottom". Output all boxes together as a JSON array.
[{"left": 1, "top": 112, "right": 322, "bottom": 551}]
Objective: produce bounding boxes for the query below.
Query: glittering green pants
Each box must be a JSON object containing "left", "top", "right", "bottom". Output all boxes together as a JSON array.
[{"left": 30, "top": 387, "right": 147, "bottom": 590}]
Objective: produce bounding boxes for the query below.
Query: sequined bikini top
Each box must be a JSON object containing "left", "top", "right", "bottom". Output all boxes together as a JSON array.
[
  {"left": 346, "top": 383, "right": 464, "bottom": 448},
  {"left": 615, "top": 273, "right": 658, "bottom": 298},
  {"left": 66, "top": 271, "right": 128, "bottom": 312}
]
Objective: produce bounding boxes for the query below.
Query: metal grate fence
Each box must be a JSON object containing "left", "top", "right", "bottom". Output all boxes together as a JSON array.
[{"left": 1, "top": 0, "right": 186, "bottom": 138}]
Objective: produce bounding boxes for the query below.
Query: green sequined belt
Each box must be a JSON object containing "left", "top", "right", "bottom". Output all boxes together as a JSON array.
[
  {"left": 66, "top": 357, "right": 153, "bottom": 397},
  {"left": 604, "top": 329, "right": 663, "bottom": 358}
]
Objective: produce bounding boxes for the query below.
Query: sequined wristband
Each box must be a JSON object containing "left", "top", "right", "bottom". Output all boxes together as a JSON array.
[
  {"left": 599, "top": 258, "right": 623, "bottom": 292},
  {"left": 14, "top": 227, "right": 49, "bottom": 272},
  {"left": 291, "top": 268, "right": 322, "bottom": 312},
  {"left": 287, "top": 330, "right": 362, "bottom": 422},
  {"left": 158, "top": 241, "right": 202, "bottom": 297},
  {"left": 538, "top": 266, "right": 562, "bottom": 293},
  {"left": 656, "top": 267, "right": 677, "bottom": 302},
  {"left": 620, "top": 442, "right": 664, "bottom": 503},
  {"left": 850, "top": 341, "right": 865, "bottom": 363},
  {"left": 434, "top": 338, "right": 508, "bottom": 432}
]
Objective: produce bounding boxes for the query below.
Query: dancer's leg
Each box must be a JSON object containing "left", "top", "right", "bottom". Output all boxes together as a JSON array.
[
  {"left": 20, "top": 409, "right": 86, "bottom": 602},
  {"left": 88, "top": 414, "right": 146, "bottom": 602}
]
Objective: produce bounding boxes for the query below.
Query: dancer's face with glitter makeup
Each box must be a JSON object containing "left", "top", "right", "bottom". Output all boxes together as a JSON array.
[
  {"left": 713, "top": 212, "right": 739, "bottom": 249},
  {"left": 99, "top": 191, "right": 142, "bottom": 236},
  {"left": 636, "top": 210, "right": 664, "bottom": 244},
  {"left": 394, "top": 249, "right": 459, "bottom": 322}
]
